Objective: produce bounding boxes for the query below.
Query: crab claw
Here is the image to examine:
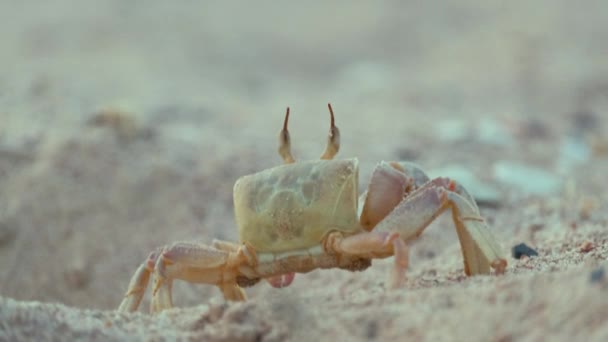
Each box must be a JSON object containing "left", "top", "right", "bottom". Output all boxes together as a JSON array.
[{"left": 266, "top": 272, "right": 296, "bottom": 288}]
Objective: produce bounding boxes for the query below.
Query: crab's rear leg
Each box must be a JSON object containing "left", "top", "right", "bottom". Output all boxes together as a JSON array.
[
  {"left": 118, "top": 242, "right": 251, "bottom": 313},
  {"left": 152, "top": 242, "right": 251, "bottom": 307},
  {"left": 118, "top": 250, "right": 158, "bottom": 312}
]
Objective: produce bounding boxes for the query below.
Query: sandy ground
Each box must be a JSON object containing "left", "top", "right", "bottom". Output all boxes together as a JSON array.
[{"left": 1, "top": 1, "right": 608, "bottom": 341}]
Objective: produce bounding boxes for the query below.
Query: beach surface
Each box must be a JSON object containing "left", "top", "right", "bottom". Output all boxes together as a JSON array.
[{"left": 1, "top": 2, "right": 607, "bottom": 341}]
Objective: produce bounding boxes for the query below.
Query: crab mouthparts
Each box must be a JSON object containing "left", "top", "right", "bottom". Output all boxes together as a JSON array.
[{"left": 266, "top": 273, "right": 296, "bottom": 288}]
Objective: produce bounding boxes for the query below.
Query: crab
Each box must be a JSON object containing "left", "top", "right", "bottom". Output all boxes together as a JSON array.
[{"left": 118, "top": 104, "right": 507, "bottom": 313}]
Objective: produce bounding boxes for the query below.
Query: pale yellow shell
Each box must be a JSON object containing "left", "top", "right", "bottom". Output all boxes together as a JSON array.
[{"left": 233, "top": 158, "right": 360, "bottom": 252}]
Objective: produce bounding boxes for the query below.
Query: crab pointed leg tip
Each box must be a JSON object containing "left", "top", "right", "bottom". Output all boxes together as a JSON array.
[
  {"left": 283, "top": 107, "right": 290, "bottom": 129},
  {"left": 492, "top": 259, "right": 507, "bottom": 275}
]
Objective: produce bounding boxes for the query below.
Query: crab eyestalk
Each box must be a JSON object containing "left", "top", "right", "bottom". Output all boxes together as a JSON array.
[
  {"left": 278, "top": 107, "right": 295, "bottom": 164},
  {"left": 320, "top": 103, "right": 340, "bottom": 160}
]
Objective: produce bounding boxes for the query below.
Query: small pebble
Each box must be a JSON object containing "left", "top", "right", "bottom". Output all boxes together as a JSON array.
[
  {"left": 590, "top": 267, "right": 605, "bottom": 283},
  {"left": 0, "top": 219, "right": 18, "bottom": 247},
  {"left": 579, "top": 241, "right": 594, "bottom": 253},
  {"left": 589, "top": 135, "right": 608, "bottom": 157},
  {"left": 88, "top": 107, "right": 140, "bottom": 139},
  {"left": 366, "top": 320, "right": 379, "bottom": 339},
  {"left": 571, "top": 109, "right": 598, "bottom": 135},
  {"left": 511, "top": 243, "right": 539, "bottom": 259},
  {"left": 516, "top": 118, "right": 550, "bottom": 140},
  {"left": 394, "top": 147, "right": 420, "bottom": 161},
  {"left": 579, "top": 196, "right": 599, "bottom": 220}
]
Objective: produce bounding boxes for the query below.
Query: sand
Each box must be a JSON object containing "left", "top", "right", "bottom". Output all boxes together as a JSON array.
[{"left": 1, "top": 2, "right": 607, "bottom": 341}]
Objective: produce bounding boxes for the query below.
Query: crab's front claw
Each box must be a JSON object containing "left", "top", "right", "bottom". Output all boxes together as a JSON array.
[
  {"left": 371, "top": 176, "right": 507, "bottom": 276},
  {"left": 357, "top": 161, "right": 506, "bottom": 283}
]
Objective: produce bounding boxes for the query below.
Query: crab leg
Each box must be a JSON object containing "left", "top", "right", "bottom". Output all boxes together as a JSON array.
[
  {"left": 154, "top": 242, "right": 249, "bottom": 304},
  {"left": 213, "top": 239, "right": 296, "bottom": 288},
  {"left": 118, "top": 242, "right": 251, "bottom": 313},
  {"left": 150, "top": 268, "right": 173, "bottom": 313},
  {"left": 117, "top": 251, "right": 156, "bottom": 312},
  {"left": 390, "top": 237, "right": 409, "bottom": 288},
  {"left": 119, "top": 249, "right": 176, "bottom": 312},
  {"left": 325, "top": 230, "right": 409, "bottom": 288},
  {"left": 212, "top": 239, "right": 295, "bottom": 288}
]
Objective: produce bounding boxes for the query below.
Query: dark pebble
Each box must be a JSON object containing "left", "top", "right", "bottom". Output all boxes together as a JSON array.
[
  {"left": 511, "top": 243, "right": 539, "bottom": 259},
  {"left": 572, "top": 109, "right": 598, "bottom": 135},
  {"left": 366, "top": 320, "right": 379, "bottom": 339},
  {"left": 0, "top": 220, "right": 18, "bottom": 247},
  {"left": 590, "top": 267, "right": 605, "bottom": 283}
]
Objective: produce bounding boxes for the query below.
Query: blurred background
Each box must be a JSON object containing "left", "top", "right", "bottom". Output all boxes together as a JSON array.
[{"left": 0, "top": 1, "right": 606, "bottom": 310}]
